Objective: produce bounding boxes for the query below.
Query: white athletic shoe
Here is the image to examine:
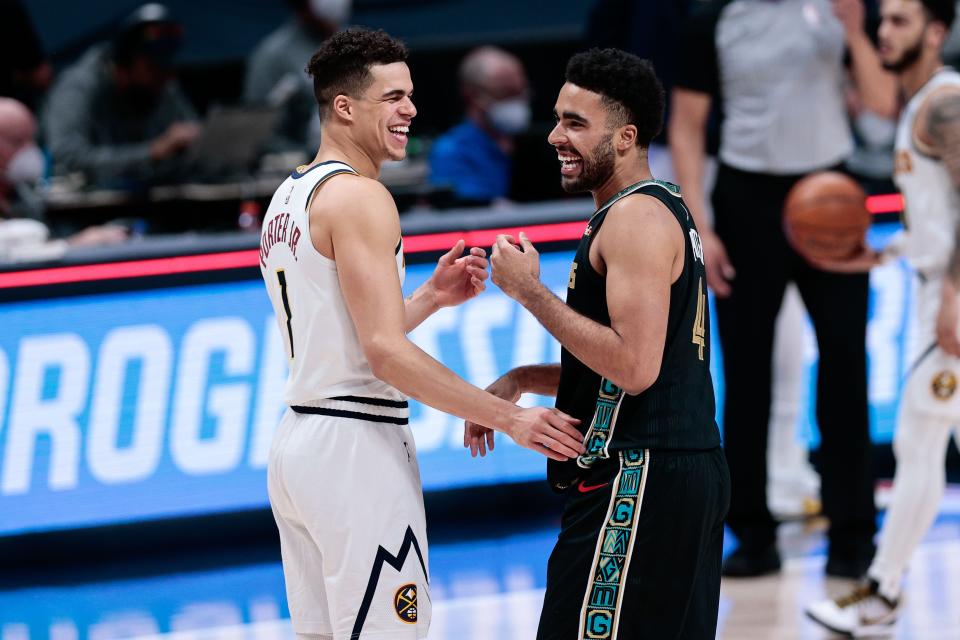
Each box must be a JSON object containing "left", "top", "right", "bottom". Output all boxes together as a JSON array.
[{"left": 806, "top": 580, "right": 899, "bottom": 637}]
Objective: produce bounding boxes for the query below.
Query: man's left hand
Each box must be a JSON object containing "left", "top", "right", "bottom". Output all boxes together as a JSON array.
[
  {"left": 428, "top": 239, "right": 489, "bottom": 308},
  {"left": 937, "top": 279, "right": 960, "bottom": 357},
  {"left": 491, "top": 232, "right": 541, "bottom": 300}
]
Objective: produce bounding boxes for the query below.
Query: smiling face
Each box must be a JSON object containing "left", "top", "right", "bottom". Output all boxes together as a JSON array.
[
  {"left": 349, "top": 62, "right": 417, "bottom": 163},
  {"left": 547, "top": 82, "right": 618, "bottom": 194}
]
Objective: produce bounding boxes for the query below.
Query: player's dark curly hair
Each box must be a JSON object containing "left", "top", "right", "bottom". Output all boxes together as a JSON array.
[
  {"left": 306, "top": 28, "right": 408, "bottom": 121},
  {"left": 565, "top": 48, "right": 664, "bottom": 147},
  {"left": 921, "top": 0, "right": 955, "bottom": 29}
]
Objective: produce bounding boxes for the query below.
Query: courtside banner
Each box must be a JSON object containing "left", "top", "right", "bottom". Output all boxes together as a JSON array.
[{"left": 0, "top": 224, "right": 916, "bottom": 535}]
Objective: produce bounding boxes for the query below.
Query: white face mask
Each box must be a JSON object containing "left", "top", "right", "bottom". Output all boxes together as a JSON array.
[
  {"left": 487, "top": 98, "right": 531, "bottom": 135},
  {"left": 5, "top": 144, "right": 44, "bottom": 185},
  {"left": 309, "top": 0, "right": 352, "bottom": 25}
]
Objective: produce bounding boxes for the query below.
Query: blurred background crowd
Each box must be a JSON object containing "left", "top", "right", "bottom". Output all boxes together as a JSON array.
[
  {"left": 3, "top": 2, "right": 960, "bottom": 636},
  {"left": 5, "top": 0, "right": 956, "bottom": 260}
]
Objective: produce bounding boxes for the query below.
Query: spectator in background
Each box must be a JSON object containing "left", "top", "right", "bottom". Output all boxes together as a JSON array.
[
  {"left": 244, "top": 0, "right": 351, "bottom": 154},
  {"left": 429, "top": 47, "right": 531, "bottom": 207},
  {"left": 670, "top": 0, "right": 896, "bottom": 579},
  {"left": 845, "top": 0, "right": 899, "bottom": 193},
  {"left": 0, "top": 98, "right": 125, "bottom": 262},
  {"left": 44, "top": 3, "right": 200, "bottom": 191},
  {"left": 0, "top": 0, "right": 52, "bottom": 114}
]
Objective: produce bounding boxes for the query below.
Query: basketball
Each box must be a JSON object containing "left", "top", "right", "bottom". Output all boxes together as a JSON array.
[{"left": 783, "top": 171, "right": 871, "bottom": 262}]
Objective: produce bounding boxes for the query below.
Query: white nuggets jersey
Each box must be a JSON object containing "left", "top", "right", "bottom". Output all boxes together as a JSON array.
[
  {"left": 259, "top": 161, "right": 406, "bottom": 406},
  {"left": 893, "top": 67, "right": 960, "bottom": 275}
]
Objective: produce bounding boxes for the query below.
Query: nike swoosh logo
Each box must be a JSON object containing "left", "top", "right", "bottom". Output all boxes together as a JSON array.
[{"left": 577, "top": 481, "right": 609, "bottom": 493}]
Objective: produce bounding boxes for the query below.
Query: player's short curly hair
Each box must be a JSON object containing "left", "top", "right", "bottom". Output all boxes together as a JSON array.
[
  {"left": 921, "top": 0, "right": 956, "bottom": 29},
  {"left": 565, "top": 48, "right": 664, "bottom": 147},
  {"left": 306, "top": 28, "right": 408, "bottom": 121}
]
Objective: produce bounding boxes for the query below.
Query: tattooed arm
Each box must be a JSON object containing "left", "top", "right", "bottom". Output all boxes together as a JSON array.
[{"left": 924, "top": 88, "right": 960, "bottom": 356}]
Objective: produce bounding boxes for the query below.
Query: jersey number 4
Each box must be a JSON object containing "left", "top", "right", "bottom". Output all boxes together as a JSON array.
[
  {"left": 276, "top": 269, "right": 294, "bottom": 359},
  {"left": 692, "top": 277, "right": 706, "bottom": 361}
]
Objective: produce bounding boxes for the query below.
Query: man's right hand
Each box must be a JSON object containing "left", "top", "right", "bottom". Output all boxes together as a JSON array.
[
  {"left": 464, "top": 371, "right": 522, "bottom": 457},
  {"left": 506, "top": 406, "right": 583, "bottom": 462},
  {"left": 703, "top": 229, "right": 735, "bottom": 297},
  {"left": 150, "top": 121, "right": 202, "bottom": 160}
]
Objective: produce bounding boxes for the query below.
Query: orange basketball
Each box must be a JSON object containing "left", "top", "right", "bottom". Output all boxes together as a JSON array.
[{"left": 783, "top": 171, "right": 871, "bottom": 262}]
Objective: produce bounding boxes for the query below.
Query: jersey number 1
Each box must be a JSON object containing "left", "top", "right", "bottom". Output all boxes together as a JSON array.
[
  {"left": 276, "top": 269, "right": 294, "bottom": 359},
  {"left": 692, "top": 277, "right": 706, "bottom": 361}
]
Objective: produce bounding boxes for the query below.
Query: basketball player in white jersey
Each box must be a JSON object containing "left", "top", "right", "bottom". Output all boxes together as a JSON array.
[
  {"left": 258, "top": 28, "right": 584, "bottom": 640},
  {"left": 806, "top": 1, "right": 960, "bottom": 635}
]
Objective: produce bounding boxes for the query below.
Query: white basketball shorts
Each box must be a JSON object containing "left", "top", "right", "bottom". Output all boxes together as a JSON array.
[
  {"left": 268, "top": 399, "right": 430, "bottom": 639},
  {"left": 902, "top": 275, "right": 960, "bottom": 421}
]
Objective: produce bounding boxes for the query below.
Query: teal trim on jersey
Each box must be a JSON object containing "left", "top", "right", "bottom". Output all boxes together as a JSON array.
[{"left": 577, "top": 378, "right": 624, "bottom": 469}]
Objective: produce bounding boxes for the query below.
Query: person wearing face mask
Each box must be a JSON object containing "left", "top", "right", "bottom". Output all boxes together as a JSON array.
[
  {"left": 244, "top": 0, "right": 351, "bottom": 155},
  {"left": 670, "top": 0, "right": 898, "bottom": 579},
  {"left": 43, "top": 3, "right": 200, "bottom": 191},
  {"left": 429, "top": 46, "right": 532, "bottom": 206},
  {"left": 0, "top": 98, "right": 126, "bottom": 262}
]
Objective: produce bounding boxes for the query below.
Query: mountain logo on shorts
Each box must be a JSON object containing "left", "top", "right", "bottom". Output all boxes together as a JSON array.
[
  {"left": 394, "top": 583, "right": 418, "bottom": 623},
  {"left": 931, "top": 370, "right": 957, "bottom": 400}
]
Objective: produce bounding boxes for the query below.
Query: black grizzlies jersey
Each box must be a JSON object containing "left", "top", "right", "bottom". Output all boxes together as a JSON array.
[{"left": 550, "top": 180, "right": 721, "bottom": 490}]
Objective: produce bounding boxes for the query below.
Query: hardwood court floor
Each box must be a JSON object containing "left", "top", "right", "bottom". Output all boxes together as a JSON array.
[{"left": 1, "top": 488, "right": 958, "bottom": 640}]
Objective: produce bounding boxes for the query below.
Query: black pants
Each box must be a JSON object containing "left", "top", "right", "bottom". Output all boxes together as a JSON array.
[
  {"left": 537, "top": 448, "right": 729, "bottom": 640},
  {"left": 711, "top": 163, "right": 876, "bottom": 553}
]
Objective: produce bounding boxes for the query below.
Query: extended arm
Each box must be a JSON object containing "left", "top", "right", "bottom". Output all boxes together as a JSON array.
[
  {"left": 322, "top": 176, "right": 584, "bottom": 459},
  {"left": 835, "top": 0, "right": 898, "bottom": 118},
  {"left": 924, "top": 89, "right": 960, "bottom": 355},
  {"left": 403, "top": 240, "right": 489, "bottom": 332},
  {"left": 492, "top": 198, "right": 679, "bottom": 396},
  {"left": 668, "top": 88, "right": 735, "bottom": 296},
  {"left": 463, "top": 363, "right": 562, "bottom": 457}
]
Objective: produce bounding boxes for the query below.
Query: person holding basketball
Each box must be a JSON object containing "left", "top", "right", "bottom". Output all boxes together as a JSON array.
[
  {"left": 807, "top": 1, "right": 960, "bottom": 635},
  {"left": 669, "top": 0, "right": 896, "bottom": 578}
]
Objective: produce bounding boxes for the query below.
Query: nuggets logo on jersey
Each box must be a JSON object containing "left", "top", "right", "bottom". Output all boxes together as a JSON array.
[
  {"left": 931, "top": 370, "right": 957, "bottom": 400},
  {"left": 894, "top": 149, "right": 913, "bottom": 175},
  {"left": 394, "top": 584, "right": 418, "bottom": 623}
]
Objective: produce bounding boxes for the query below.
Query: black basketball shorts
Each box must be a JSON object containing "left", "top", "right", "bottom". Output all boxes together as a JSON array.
[{"left": 537, "top": 447, "right": 730, "bottom": 640}]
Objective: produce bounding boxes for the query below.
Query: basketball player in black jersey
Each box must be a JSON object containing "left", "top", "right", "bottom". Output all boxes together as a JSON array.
[{"left": 471, "top": 49, "right": 729, "bottom": 639}]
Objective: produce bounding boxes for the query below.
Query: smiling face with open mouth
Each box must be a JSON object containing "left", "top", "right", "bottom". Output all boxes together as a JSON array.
[
  {"left": 353, "top": 61, "right": 417, "bottom": 164},
  {"left": 548, "top": 83, "right": 617, "bottom": 194}
]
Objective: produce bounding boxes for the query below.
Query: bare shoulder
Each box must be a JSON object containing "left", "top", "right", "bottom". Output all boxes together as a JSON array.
[
  {"left": 603, "top": 192, "right": 683, "bottom": 250},
  {"left": 309, "top": 173, "right": 400, "bottom": 258},
  {"left": 917, "top": 85, "right": 960, "bottom": 152},
  {"left": 312, "top": 173, "right": 396, "bottom": 220}
]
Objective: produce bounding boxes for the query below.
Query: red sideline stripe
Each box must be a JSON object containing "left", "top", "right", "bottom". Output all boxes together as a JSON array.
[
  {"left": 866, "top": 193, "right": 903, "bottom": 215},
  {"left": 0, "top": 250, "right": 260, "bottom": 289},
  {"left": 0, "top": 193, "right": 906, "bottom": 291},
  {"left": 402, "top": 220, "right": 587, "bottom": 253},
  {"left": 0, "top": 221, "right": 588, "bottom": 289}
]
